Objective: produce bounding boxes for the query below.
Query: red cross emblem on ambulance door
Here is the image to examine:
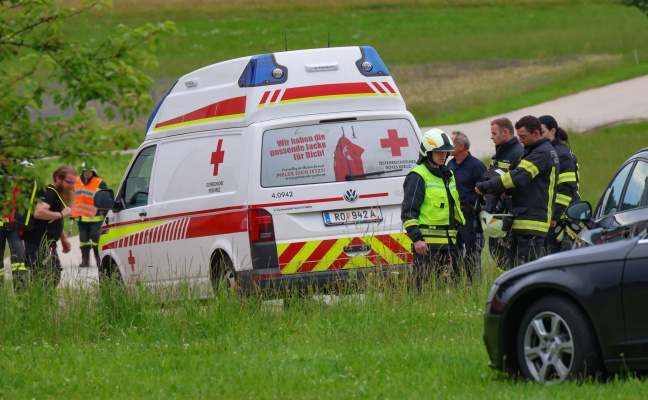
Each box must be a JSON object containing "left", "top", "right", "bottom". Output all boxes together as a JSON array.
[
  {"left": 128, "top": 249, "right": 136, "bottom": 272},
  {"left": 380, "top": 129, "right": 409, "bottom": 156},
  {"left": 210, "top": 139, "right": 225, "bottom": 176}
]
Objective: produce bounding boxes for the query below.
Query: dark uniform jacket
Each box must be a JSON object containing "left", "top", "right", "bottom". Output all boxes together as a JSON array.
[
  {"left": 484, "top": 137, "right": 524, "bottom": 213},
  {"left": 551, "top": 139, "right": 580, "bottom": 220},
  {"left": 477, "top": 137, "right": 559, "bottom": 237}
]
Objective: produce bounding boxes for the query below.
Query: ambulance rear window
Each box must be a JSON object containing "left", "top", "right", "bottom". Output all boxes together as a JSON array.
[{"left": 261, "top": 119, "right": 419, "bottom": 188}]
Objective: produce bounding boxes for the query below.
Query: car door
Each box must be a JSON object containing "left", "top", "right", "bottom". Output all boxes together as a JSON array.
[
  {"left": 110, "top": 145, "right": 156, "bottom": 281},
  {"left": 622, "top": 233, "right": 648, "bottom": 360}
]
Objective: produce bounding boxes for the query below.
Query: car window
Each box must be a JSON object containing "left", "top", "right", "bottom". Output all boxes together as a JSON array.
[
  {"left": 123, "top": 145, "right": 156, "bottom": 209},
  {"left": 621, "top": 160, "right": 648, "bottom": 211},
  {"left": 600, "top": 162, "right": 632, "bottom": 217},
  {"left": 260, "top": 119, "right": 420, "bottom": 188}
]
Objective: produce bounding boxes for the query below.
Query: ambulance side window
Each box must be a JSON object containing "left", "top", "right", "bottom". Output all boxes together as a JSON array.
[{"left": 123, "top": 145, "right": 156, "bottom": 209}]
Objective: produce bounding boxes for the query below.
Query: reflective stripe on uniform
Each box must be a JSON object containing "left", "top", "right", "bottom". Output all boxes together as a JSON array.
[
  {"left": 518, "top": 159, "right": 539, "bottom": 178},
  {"left": 556, "top": 193, "right": 572, "bottom": 207},
  {"left": 512, "top": 219, "right": 550, "bottom": 232},
  {"left": 557, "top": 171, "right": 577, "bottom": 185}
]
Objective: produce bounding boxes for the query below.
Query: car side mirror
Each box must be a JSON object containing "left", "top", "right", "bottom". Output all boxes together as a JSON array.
[
  {"left": 566, "top": 201, "right": 592, "bottom": 222},
  {"left": 94, "top": 189, "right": 116, "bottom": 211}
]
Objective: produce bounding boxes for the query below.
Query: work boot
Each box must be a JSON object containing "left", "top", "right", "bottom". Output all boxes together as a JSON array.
[{"left": 80, "top": 246, "right": 90, "bottom": 268}]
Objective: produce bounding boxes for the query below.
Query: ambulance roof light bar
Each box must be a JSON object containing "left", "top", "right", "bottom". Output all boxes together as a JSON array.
[
  {"left": 238, "top": 54, "right": 288, "bottom": 88},
  {"left": 355, "top": 46, "right": 390, "bottom": 77}
]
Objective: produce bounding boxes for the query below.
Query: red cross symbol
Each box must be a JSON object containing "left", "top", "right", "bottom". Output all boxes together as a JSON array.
[
  {"left": 128, "top": 249, "right": 136, "bottom": 272},
  {"left": 380, "top": 129, "right": 409, "bottom": 156},
  {"left": 210, "top": 139, "right": 225, "bottom": 176}
]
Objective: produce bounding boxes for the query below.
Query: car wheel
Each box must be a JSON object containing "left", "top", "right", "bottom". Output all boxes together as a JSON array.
[
  {"left": 517, "top": 296, "right": 602, "bottom": 384},
  {"left": 99, "top": 257, "right": 122, "bottom": 285},
  {"left": 210, "top": 252, "right": 236, "bottom": 292}
]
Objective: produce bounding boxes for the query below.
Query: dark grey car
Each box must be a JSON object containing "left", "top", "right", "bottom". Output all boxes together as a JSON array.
[
  {"left": 566, "top": 147, "right": 648, "bottom": 247},
  {"left": 483, "top": 228, "right": 648, "bottom": 383}
]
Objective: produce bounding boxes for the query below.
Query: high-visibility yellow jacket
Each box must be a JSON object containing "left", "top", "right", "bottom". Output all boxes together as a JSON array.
[{"left": 402, "top": 163, "right": 465, "bottom": 248}]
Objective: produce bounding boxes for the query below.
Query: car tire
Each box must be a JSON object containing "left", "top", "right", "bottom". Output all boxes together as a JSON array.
[
  {"left": 98, "top": 257, "right": 122, "bottom": 285},
  {"left": 517, "top": 296, "right": 602, "bottom": 384},
  {"left": 210, "top": 251, "right": 236, "bottom": 292}
]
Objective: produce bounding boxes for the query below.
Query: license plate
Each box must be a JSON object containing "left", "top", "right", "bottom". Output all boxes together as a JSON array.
[{"left": 323, "top": 207, "right": 383, "bottom": 226}]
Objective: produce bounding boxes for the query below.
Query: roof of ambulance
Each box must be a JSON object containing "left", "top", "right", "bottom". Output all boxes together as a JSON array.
[{"left": 145, "top": 46, "right": 408, "bottom": 140}]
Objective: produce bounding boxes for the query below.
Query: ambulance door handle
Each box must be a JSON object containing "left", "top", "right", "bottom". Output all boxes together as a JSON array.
[{"left": 139, "top": 212, "right": 147, "bottom": 217}]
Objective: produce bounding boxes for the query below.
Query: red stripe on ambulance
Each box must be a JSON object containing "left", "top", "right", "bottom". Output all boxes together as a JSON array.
[{"left": 154, "top": 96, "right": 246, "bottom": 129}]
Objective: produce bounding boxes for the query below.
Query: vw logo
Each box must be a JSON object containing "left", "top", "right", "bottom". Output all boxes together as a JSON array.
[{"left": 343, "top": 188, "right": 358, "bottom": 203}]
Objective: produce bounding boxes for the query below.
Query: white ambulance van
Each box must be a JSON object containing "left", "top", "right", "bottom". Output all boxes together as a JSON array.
[{"left": 95, "top": 46, "right": 421, "bottom": 294}]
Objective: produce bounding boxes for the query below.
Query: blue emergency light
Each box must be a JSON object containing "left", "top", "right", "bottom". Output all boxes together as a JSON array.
[
  {"left": 355, "top": 46, "right": 390, "bottom": 77},
  {"left": 238, "top": 54, "right": 288, "bottom": 87}
]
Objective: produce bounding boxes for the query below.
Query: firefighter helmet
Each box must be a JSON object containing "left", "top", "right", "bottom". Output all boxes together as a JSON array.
[
  {"left": 479, "top": 211, "right": 513, "bottom": 238},
  {"left": 81, "top": 162, "right": 98, "bottom": 176},
  {"left": 419, "top": 128, "right": 454, "bottom": 156}
]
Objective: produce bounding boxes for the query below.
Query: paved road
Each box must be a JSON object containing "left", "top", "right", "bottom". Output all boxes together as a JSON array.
[
  {"left": 4, "top": 74, "right": 648, "bottom": 287},
  {"left": 431, "top": 73, "right": 648, "bottom": 160}
]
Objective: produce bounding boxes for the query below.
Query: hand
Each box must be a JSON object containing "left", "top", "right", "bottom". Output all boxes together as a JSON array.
[
  {"left": 61, "top": 207, "right": 73, "bottom": 218},
  {"left": 475, "top": 187, "right": 485, "bottom": 196},
  {"left": 61, "top": 237, "right": 71, "bottom": 254},
  {"left": 414, "top": 240, "right": 428, "bottom": 256},
  {"left": 550, "top": 220, "right": 557, "bottom": 228}
]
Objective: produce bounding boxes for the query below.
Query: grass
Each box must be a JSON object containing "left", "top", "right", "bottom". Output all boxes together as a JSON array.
[
  {"left": 52, "top": 0, "right": 648, "bottom": 127},
  {"left": 3, "top": 1, "right": 648, "bottom": 396},
  {"left": 2, "top": 271, "right": 647, "bottom": 398}
]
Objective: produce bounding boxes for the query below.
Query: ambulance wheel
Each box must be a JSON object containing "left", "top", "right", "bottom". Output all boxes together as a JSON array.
[
  {"left": 210, "top": 251, "right": 236, "bottom": 291},
  {"left": 99, "top": 257, "right": 122, "bottom": 285}
]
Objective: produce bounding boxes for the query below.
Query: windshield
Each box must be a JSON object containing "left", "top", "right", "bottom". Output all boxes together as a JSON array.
[{"left": 261, "top": 119, "right": 419, "bottom": 188}]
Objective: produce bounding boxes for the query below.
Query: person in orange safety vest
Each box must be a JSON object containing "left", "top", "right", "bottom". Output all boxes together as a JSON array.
[{"left": 71, "top": 162, "right": 108, "bottom": 268}]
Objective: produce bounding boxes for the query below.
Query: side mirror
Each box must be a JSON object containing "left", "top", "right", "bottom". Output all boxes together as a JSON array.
[
  {"left": 565, "top": 201, "right": 592, "bottom": 222},
  {"left": 94, "top": 189, "right": 115, "bottom": 211}
]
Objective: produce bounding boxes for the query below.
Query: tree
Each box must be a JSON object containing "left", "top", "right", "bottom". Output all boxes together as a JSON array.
[
  {"left": 0, "top": 0, "right": 176, "bottom": 215},
  {"left": 1, "top": 0, "right": 176, "bottom": 209},
  {"left": 625, "top": 0, "right": 648, "bottom": 15}
]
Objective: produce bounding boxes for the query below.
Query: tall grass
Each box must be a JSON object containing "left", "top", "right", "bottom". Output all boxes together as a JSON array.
[{"left": 2, "top": 268, "right": 647, "bottom": 398}]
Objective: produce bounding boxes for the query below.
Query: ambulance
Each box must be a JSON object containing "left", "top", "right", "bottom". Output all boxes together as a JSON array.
[{"left": 94, "top": 45, "right": 422, "bottom": 294}]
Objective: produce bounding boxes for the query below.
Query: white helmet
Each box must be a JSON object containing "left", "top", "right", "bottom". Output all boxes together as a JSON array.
[
  {"left": 479, "top": 211, "right": 513, "bottom": 238},
  {"left": 419, "top": 128, "right": 454, "bottom": 156}
]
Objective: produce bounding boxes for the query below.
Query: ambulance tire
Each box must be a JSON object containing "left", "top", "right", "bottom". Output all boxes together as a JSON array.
[
  {"left": 210, "top": 251, "right": 236, "bottom": 292},
  {"left": 98, "top": 257, "right": 122, "bottom": 285}
]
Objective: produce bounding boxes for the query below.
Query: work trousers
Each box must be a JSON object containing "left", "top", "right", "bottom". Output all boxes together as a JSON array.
[
  {"left": 509, "top": 234, "right": 546, "bottom": 269},
  {"left": 456, "top": 211, "right": 481, "bottom": 281},
  {"left": 24, "top": 237, "right": 62, "bottom": 288},
  {"left": 78, "top": 220, "right": 102, "bottom": 268},
  {"left": 411, "top": 244, "right": 459, "bottom": 290}
]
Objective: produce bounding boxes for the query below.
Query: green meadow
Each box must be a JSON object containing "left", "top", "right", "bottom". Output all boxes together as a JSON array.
[{"left": 2, "top": 0, "right": 648, "bottom": 398}]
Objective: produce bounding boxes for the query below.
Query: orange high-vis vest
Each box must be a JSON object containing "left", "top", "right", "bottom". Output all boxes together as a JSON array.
[{"left": 72, "top": 176, "right": 103, "bottom": 222}]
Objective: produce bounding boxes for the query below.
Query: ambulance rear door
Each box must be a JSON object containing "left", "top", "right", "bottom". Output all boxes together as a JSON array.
[{"left": 253, "top": 112, "right": 419, "bottom": 275}]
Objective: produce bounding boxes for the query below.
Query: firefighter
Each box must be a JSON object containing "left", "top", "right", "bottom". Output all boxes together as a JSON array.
[
  {"left": 476, "top": 115, "right": 559, "bottom": 268},
  {"left": 483, "top": 117, "right": 523, "bottom": 268},
  {"left": 0, "top": 158, "right": 31, "bottom": 286},
  {"left": 402, "top": 128, "right": 465, "bottom": 288},
  {"left": 71, "top": 162, "right": 108, "bottom": 268},
  {"left": 539, "top": 115, "right": 580, "bottom": 254}
]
